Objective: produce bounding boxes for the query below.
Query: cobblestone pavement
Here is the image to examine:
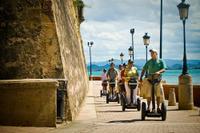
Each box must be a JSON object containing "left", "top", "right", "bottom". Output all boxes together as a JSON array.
[
  {"left": 90, "top": 81, "right": 200, "bottom": 133},
  {"left": 0, "top": 81, "right": 200, "bottom": 133}
]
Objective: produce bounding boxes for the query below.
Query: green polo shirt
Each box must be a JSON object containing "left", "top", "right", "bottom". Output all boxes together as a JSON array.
[{"left": 143, "top": 58, "right": 166, "bottom": 74}]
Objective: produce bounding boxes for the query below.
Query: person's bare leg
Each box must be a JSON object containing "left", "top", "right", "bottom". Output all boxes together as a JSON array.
[
  {"left": 157, "top": 97, "right": 161, "bottom": 112},
  {"left": 147, "top": 97, "right": 151, "bottom": 111},
  {"left": 157, "top": 97, "right": 160, "bottom": 107},
  {"left": 103, "top": 86, "right": 106, "bottom": 93}
]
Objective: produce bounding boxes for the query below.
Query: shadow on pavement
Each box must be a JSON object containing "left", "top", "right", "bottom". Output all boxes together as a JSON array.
[
  {"left": 189, "top": 114, "right": 200, "bottom": 117},
  {"left": 96, "top": 104, "right": 120, "bottom": 107},
  {"left": 107, "top": 118, "right": 162, "bottom": 123},
  {"left": 88, "top": 102, "right": 105, "bottom": 105},
  {"left": 97, "top": 110, "right": 137, "bottom": 113},
  {"left": 107, "top": 119, "right": 141, "bottom": 123},
  {"left": 167, "top": 108, "right": 179, "bottom": 111}
]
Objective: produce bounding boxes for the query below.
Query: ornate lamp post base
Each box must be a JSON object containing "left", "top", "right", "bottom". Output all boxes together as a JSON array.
[{"left": 178, "top": 74, "right": 193, "bottom": 110}]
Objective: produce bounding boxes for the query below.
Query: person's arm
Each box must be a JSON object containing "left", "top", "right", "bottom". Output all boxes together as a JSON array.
[
  {"left": 106, "top": 69, "right": 110, "bottom": 80},
  {"left": 156, "top": 59, "right": 166, "bottom": 74},
  {"left": 139, "top": 61, "right": 148, "bottom": 81},
  {"left": 155, "top": 68, "right": 165, "bottom": 74},
  {"left": 101, "top": 73, "right": 103, "bottom": 81},
  {"left": 139, "top": 69, "right": 145, "bottom": 82},
  {"left": 115, "top": 70, "right": 118, "bottom": 81},
  {"left": 136, "top": 68, "right": 139, "bottom": 80}
]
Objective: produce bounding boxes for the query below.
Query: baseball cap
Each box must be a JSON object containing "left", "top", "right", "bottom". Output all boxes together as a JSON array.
[{"left": 149, "top": 49, "right": 158, "bottom": 54}]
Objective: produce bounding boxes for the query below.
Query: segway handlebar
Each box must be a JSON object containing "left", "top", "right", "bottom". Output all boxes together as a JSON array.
[
  {"left": 147, "top": 73, "right": 161, "bottom": 83},
  {"left": 109, "top": 82, "right": 116, "bottom": 85},
  {"left": 128, "top": 77, "right": 138, "bottom": 86},
  {"left": 128, "top": 82, "right": 137, "bottom": 85}
]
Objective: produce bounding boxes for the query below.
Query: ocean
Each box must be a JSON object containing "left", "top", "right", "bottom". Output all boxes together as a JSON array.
[{"left": 88, "top": 69, "right": 200, "bottom": 84}]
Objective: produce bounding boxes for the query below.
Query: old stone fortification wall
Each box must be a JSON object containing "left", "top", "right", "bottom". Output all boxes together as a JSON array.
[
  {"left": 51, "top": 0, "right": 88, "bottom": 120},
  {"left": 0, "top": 0, "right": 88, "bottom": 122},
  {"left": 0, "top": 0, "right": 64, "bottom": 79},
  {"left": 0, "top": 79, "right": 58, "bottom": 127}
]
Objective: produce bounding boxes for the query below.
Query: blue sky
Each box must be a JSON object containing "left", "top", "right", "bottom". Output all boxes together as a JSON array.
[{"left": 80, "top": 0, "right": 200, "bottom": 63}]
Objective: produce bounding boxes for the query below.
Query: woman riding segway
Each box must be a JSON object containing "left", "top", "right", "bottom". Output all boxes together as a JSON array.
[
  {"left": 121, "top": 59, "right": 140, "bottom": 111},
  {"left": 100, "top": 69, "right": 108, "bottom": 97}
]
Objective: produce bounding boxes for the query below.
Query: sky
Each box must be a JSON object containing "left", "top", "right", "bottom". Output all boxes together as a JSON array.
[{"left": 80, "top": 0, "right": 200, "bottom": 63}]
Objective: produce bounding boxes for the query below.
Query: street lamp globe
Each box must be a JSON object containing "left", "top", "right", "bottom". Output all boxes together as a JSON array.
[
  {"left": 88, "top": 41, "right": 93, "bottom": 47},
  {"left": 130, "top": 28, "right": 135, "bottom": 34},
  {"left": 177, "top": 0, "right": 190, "bottom": 20},
  {"left": 111, "top": 58, "right": 114, "bottom": 62},
  {"left": 120, "top": 52, "right": 124, "bottom": 64},
  {"left": 128, "top": 46, "right": 133, "bottom": 59},
  {"left": 109, "top": 58, "right": 114, "bottom": 63},
  {"left": 143, "top": 33, "right": 150, "bottom": 46},
  {"left": 120, "top": 52, "right": 124, "bottom": 60}
]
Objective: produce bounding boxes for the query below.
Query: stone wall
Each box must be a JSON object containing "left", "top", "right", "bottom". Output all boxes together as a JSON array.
[
  {"left": 163, "top": 84, "right": 200, "bottom": 107},
  {"left": 0, "top": 0, "right": 88, "bottom": 122},
  {"left": 51, "top": 0, "right": 88, "bottom": 120},
  {"left": 0, "top": 0, "right": 63, "bottom": 79},
  {"left": 0, "top": 79, "right": 58, "bottom": 127}
]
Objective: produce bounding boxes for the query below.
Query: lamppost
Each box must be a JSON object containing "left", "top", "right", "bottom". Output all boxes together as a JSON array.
[
  {"left": 130, "top": 28, "right": 135, "bottom": 61},
  {"left": 177, "top": 0, "right": 190, "bottom": 75},
  {"left": 88, "top": 41, "right": 93, "bottom": 80},
  {"left": 143, "top": 33, "right": 150, "bottom": 77},
  {"left": 120, "top": 52, "right": 124, "bottom": 64},
  {"left": 143, "top": 33, "right": 150, "bottom": 63},
  {"left": 177, "top": 0, "right": 193, "bottom": 110},
  {"left": 160, "top": 0, "right": 163, "bottom": 59},
  {"left": 128, "top": 46, "right": 133, "bottom": 60}
]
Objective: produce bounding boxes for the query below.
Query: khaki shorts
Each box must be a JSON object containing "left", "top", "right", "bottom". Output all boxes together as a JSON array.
[{"left": 140, "top": 78, "right": 165, "bottom": 100}]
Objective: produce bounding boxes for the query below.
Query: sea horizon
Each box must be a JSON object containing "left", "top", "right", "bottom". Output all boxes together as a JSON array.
[{"left": 87, "top": 69, "right": 200, "bottom": 85}]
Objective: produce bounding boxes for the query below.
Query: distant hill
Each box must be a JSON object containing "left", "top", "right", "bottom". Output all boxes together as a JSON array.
[{"left": 87, "top": 59, "right": 200, "bottom": 71}]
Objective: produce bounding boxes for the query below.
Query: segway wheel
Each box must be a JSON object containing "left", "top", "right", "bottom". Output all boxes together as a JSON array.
[
  {"left": 118, "top": 94, "right": 121, "bottom": 105},
  {"left": 117, "top": 93, "right": 120, "bottom": 104},
  {"left": 141, "top": 102, "right": 146, "bottom": 120},
  {"left": 137, "top": 98, "right": 141, "bottom": 111},
  {"left": 121, "top": 95, "right": 126, "bottom": 111},
  {"left": 120, "top": 94, "right": 123, "bottom": 106},
  {"left": 100, "top": 90, "right": 102, "bottom": 97},
  {"left": 161, "top": 102, "right": 167, "bottom": 121},
  {"left": 106, "top": 94, "right": 109, "bottom": 104}
]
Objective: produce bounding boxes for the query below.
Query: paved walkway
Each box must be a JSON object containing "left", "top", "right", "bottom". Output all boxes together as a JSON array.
[{"left": 0, "top": 81, "right": 200, "bottom": 133}]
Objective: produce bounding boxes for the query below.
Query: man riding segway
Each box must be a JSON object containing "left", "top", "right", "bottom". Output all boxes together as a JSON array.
[
  {"left": 140, "top": 49, "right": 167, "bottom": 120},
  {"left": 106, "top": 62, "right": 119, "bottom": 103}
]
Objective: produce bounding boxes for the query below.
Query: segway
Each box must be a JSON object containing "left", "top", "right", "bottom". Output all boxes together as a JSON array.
[
  {"left": 100, "top": 80, "right": 108, "bottom": 97},
  {"left": 106, "top": 79, "right": 119, "bottom": 104},
  {"left": 141, "top": 74, "right": 167, "bottom": 121},
  {"left": 121, "top": 78, "right": 141, "bottom": 111}
]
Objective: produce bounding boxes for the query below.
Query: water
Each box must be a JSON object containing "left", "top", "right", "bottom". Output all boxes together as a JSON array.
[{"left": 88, "top": 69, "right": 200, "bottom": 84}]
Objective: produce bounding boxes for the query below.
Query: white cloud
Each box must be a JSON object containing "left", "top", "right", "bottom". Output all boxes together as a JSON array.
[{"left": 81, "top": 0, "right": 200, "bottom": 62}]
